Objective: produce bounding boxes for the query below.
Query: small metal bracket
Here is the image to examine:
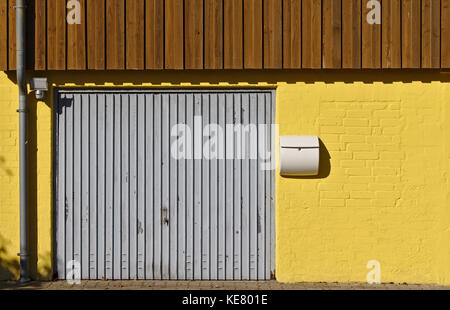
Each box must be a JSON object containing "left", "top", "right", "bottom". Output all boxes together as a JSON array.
[
  {"left": 17, "top": 252, "right": 29, "bottom": 258},
  {"left": 16, "top": 108, "right": 28, "bottom": 113}
]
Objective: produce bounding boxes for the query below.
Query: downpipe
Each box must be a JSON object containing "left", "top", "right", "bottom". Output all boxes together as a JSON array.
[{"left": 15, "top": 0, "right": 30, "bottom": 283}]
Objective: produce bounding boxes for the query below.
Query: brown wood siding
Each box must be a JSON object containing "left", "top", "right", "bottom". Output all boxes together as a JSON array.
[{"left": 2, "top": 0, "right": 450, "bottom": 71}]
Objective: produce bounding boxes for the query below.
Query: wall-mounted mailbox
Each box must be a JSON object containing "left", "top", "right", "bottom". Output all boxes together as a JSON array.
[{"left": 280, "top": 136, "right": 320, "bottom": 176}]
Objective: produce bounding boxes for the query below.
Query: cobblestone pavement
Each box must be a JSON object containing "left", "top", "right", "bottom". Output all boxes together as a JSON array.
[{"left": 1, "top": 280, "right": 449, "bottom": 290}]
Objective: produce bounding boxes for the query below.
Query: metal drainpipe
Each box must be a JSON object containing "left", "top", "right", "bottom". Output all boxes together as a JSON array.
[{"left": 15, "top": 0, "right": 30, "bottom": 283}]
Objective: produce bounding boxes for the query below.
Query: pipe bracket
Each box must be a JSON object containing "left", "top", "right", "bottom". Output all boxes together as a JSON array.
[
  {"left": 16, "top": 108, "right": 28, "bottom": 113},
  {"left": 17, "top": 252, "right": 30, "bottom": 258}
]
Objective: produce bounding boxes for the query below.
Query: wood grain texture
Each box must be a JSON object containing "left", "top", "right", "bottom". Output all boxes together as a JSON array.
[
  {"left": 342, "top": 0, "right": 361, "bottom": 68},
  {"left": 185, "top": 0, "right": 203, "bottom": 69},
  {"left": 8, "top": 0, "right": 15, "bottom": 70},
  {"left": 443, "top": 0, "right": 450, "bottom": 68},
  {"left": 224, "top": 0, "right": 243, "bottom": 69},
  {"left": 67, "top": 0, "right": 86, "bottom": 70},
  {"left": 87, "top": 0, "right": 105, "bottom": 70},
  {"left": 47, "top": 0, "right": 66, "bottom": 70},
  {"left": 302, "top": 0, "right": 321, "bottom": 68},
  {"left": 283, "top": 0, "right": 301, "bottom": 69},
  {"left": 204, "top": 0, "right": 223, "bottom": 69},
  {"left": 0, "top": 0, "right": 7, "bottom": 70},
  {"left": 422, "top": 0, "right": 440, "bottom": 68},
  {"left": 146, "top": 0, "right": 164, "bottom": 69},
  {"left": 322, "top": 0, "right": 341, "bottom": 68},
  {"left": 264, "top": 0, "right": 282, "bottom": 69},
  {"left": 106, "top": 0, "right": 125, "bottom": 70},
  {"left": 402, "top": 0, "right": 421, "bottom": 68},
  {"left": 126, "top": 0, "right": 144, "bottom": 69},
  {"left": 165, "top": 0, "right": 184, "bottom": 69},
  {"left": 382, "top": 0, "right": 401, "bottom": 68},
  {"left": 244, "top": 0, "right": 263, "bottom": 69},
  {"left": 362, "top": 0, "right": 381, "bottom": 68}
]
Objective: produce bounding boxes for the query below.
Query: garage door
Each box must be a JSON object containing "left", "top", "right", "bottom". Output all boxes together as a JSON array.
[{"left": 54, "top": 89, "right": 275, "bottom": 280}]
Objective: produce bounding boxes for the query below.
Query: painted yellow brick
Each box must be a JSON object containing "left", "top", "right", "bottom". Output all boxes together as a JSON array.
[
  {"left": 320, "top": 199, "right": 346, "bottom": 207},
  {"left": 318, "top": 183, "right": 343, "bottom": 191},
  {"left": 380, "top": 119, "right": 401, "bottom": 127},
  {"left": 380, "top": 152, "right": 405, "bottom": 160},
  {"left": 340, "top": 160, "right": 365, "bottom": 168},
  {"left": 321, "top": 191, "right": 350, "bottom": 199},
  {"left": 366, "top": 136, "right": 393, "bottom": 143},
  {"left": 382, "top": 127, "right": 402, "bottom": 135},
  {"left": 344, "top": 127, "right": 372, "bottom": 135},
  {"left": 346, "top": 199, "right": 372, "bottom": 208},
  {"left": 343, "top": 119, "right": 369, "bottom": 127},
  {"left": 376, "top": 176, "right": 402, "bottom": 183},
  {"left": 368, "top": 183, "right": 395, "bottom": 191},
  {"left": 348, "top": 176, "right": 375, "bottom": 184},
  {"left": 372, "top": 199, "right": 397, "bottom": 207},
  {"left": 354, "top": 152, "right": 379, "bottom": 160},
  {"left": 343, "top": 183, "right": 368, "bottom": 191},
  {"left": 374, "top": 144, "right": 400, "bottom": 152},
  {"left": 372, "top": 167, "right": 398, "bottom": 176},
  {"left": 345, "top": 168, "right": 371, "bottom": 176},
  {"left": 347, "top": 143, "right": 373, "bottom": 152},
  {"left": 321, "top": 126, "right": 346, "bottom": 134},
  {"left": 350, "top": 191, "right": 375, "bottom": 199},
  {"left": 341, "top": 135, "right": 366, "bottom": 143},
  {"left": 375, "top": 191, "right": 401, "bottom": 200}
]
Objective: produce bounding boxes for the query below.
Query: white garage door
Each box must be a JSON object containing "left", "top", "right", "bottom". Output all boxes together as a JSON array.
[{"left": 54, "top": 89, "right": 275, "bottom": 280}]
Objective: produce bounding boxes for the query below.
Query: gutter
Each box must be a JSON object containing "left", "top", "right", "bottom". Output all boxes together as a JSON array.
[{"left": 15, "top": 0, "right": 30, "bottom": 283}]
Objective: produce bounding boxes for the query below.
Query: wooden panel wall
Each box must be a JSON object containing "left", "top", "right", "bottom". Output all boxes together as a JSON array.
[{"left": 2, "top": 0, "right": 450, "bottom": 71}]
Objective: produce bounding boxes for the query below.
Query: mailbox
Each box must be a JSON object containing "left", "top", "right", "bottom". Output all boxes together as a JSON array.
[{"left": 279, "top": 136, "right": 320, "bottom": 176}]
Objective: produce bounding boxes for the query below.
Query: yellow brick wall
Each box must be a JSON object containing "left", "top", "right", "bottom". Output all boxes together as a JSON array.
[{"left": 1, "top": 70, "right": 450, "bottom": 284}]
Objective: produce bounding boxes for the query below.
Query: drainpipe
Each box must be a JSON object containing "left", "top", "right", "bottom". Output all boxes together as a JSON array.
[{"left": 15, "top": 0, "right": 30, "bottom": 283}]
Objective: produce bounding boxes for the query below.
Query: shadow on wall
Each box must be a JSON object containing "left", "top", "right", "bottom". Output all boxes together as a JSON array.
[
  {"left": 0, "top": 234, "right": 19, "bottom": 280},
  {"left": 7, "top": 70, "right": 450, "bottom": 88}
]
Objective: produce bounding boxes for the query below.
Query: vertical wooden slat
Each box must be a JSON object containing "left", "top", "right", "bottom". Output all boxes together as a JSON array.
[
  {"left": 87, "top": 0, "right": 105, "bottom": 70},
  {"left": 35, "top": 0, "right": 46, "bottom": 70},
  {"left": 443, "top": 0, "right": 450, "bottom": 68},
  {"left": 382, "top": 0, "right": 401, "bottom": 68},
  {"left": 264, "top": 0, "right": 282, "bottom": 69},
  {"left": 106, "top": 0, "right": 125, "bottom": 70},
  {"left": 0, "top": 0, "right": 7, "bottom": 70},
  {"left": 185, "top": 0, "right": 203, "bottom": 69},
  {"left": 126, "top": 0, "right": 144, "bottom": 69},
  {"left": 322, "top": 0, "right": 342, "bottom": 68},
  {"left": 422, "top": 0, "right": 440, "bottom": 68},
  {"left": 342, "top": 0, "right": 361, "bottom": 68},
  {"left": 205, "top": 0, "right": 223, "bottom": 69},
  {"left": 146, "top": 0, "right": 164, "bottom": 69},
  {"left": 8, "top": 0, "right": 15, "bottom": 70},
  {"left": 67, "top": 0, "right": 86, "bottom": 70},
  {"left": 362, "top": 0, "right": 381, "bottom": 68},
  {"left": 47, "top": 0, "right": 66, "bottom": 70},
  {"left": 244, "top": 0, "right": 263, "bottom": 69},
  {"left": 302, "top": 0, "right": 321, "bottom": 68},
  {"left": 283, "top": 0, "right": 301, "bottom": 69},
  {"left": 402, "top": 0, "right": 421, "bottom": 68},
  {"left": 165, "top": 0, "right": 184, "bottom": 69},
  {"left": 224, "top": 0, "right": 243, "bottom": 69}
]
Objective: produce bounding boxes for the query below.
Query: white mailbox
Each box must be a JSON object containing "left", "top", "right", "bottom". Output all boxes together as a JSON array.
[{"left": 279, "top": 136, "right": 320, "bottom": 176}]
